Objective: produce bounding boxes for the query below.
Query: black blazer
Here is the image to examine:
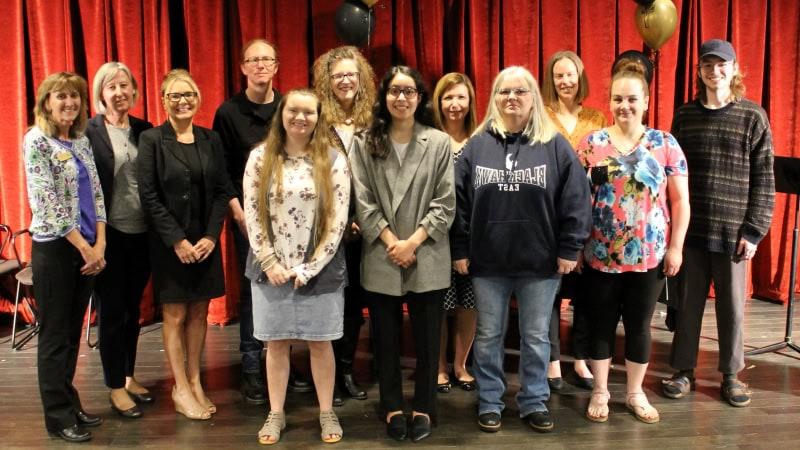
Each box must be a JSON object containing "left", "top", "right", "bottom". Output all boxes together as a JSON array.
[
  {"left": 137, "top": 121, "right": 232, "bottom": 248},
  {"left": 86, "top": 114, "right": 153, "bottom": 210}
]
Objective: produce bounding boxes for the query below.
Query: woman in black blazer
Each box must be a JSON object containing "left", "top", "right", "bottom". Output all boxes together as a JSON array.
[
  {"left": 86, "top": 62, "right": 154, "bottom": 419},
  {"left": 137, "top": 69, "right": 231, "bottom": 420}
]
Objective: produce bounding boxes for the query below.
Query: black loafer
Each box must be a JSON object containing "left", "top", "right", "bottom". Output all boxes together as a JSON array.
[
  {"left": 548, "top": 377, "right": 564, "bottom": 391},
  {"left": 340, "top": 373, "right": 367, "bottom": 400},
  {"left": 478, "top": 412, "right": 502, "bottom": 432},
  {"left": 49, "top": 424, "right": 92, "bottom": 443},
  {"left": 110, "top": 399, "right": 143, "bottom": 419},
  {"left": 410, "top": 414, "right": 432, "bottom": 442},
  {"left": 525, "top": 411, "right": 554, "bottom": 433},
  {"left": 76, "top": 410, "right": 103, "bottom": 427},
  {"left": 386, "top": 413, "right": 407, "bottom": 441},
  {"left": 241, "top": 372, "right": 267, "bottom": 405},
  {"left": 573, "top": 376, "right": 595, "bottom": 390},
  {"left": 127, "top": 390, "right": 155, "bottom": 404}
]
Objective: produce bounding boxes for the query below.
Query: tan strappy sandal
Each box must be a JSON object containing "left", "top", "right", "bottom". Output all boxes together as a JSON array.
[
  {"left": 258, "top": 411, "right": 286, "bottom": 445},
  {"left": 625, "top": 392, "right": 660, "bottom": 424},
  {"left": 586, "top": 390, "right": 610, "bottom": 423},
  {"left": 320, "top": 410, "right": 343, "bottom": 443}
]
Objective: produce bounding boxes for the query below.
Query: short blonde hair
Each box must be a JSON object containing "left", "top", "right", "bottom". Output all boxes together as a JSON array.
[
  {"left": 92, "top": 61, "right": 139, "bottom": 114},
  {"left": 33, "top": 72, "right": 89, "bottom": 138},
  {"left": 241, "top": 38, "right": 278, "bottom": 63},
  {"left": 432, "top": 72, "right": 477, "bottom": 135},
  {"left": 476, "top": 66, "right": 557, "bottom": 144},
  {"left": 160, "top": 69, "right": 201, "bottom": 106},
  {"left": 541, "top": 51, "right": 589, "bottom": 109}
]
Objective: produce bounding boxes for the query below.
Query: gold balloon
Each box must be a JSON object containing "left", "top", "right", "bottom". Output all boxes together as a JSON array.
[
  {"left": 361, "top": 0, "right": 378, "bottom": 7},
  {"left": 635, "top": 0, "right": 678, "bottom": 51}
]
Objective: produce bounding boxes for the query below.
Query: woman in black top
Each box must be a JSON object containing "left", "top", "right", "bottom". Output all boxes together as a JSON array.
[{"left": 138, "top": 69, "right": 231, "bottom": 420}]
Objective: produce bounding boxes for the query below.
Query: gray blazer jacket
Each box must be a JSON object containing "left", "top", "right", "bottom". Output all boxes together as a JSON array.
[{"left": 350, "top": 123, "right": 455, "bottom": 296}]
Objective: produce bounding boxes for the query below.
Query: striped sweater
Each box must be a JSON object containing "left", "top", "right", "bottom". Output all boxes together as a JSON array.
[{"left": 670, "top": 99, "right": 775, "bottom": 255}]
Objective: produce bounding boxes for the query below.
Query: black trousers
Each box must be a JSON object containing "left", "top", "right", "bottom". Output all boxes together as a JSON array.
[
  {"left": 231, "top": 223, "right": 263, "bottom": 374},
  {"left": 367, "top": 289, "right": 444, "bottom": 417},
  {"left": 549, "top": 272, "right": 591, "bottom": 362},
  {"left": 583, "top": 266, "right": 665, "bottom": 363},
  {"left": 95, "top": 226, "right": 150, "bottom": 389},
  {"left": 333, "top": 239, "right": 367, "bottom": 375},
  {"left": 32, "top": 238, "right": 94, "bottom": 432}
]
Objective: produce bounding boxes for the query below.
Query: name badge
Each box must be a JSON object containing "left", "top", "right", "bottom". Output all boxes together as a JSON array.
[{"left": 55, "top": 151, "right": 73, "bottom": 162}]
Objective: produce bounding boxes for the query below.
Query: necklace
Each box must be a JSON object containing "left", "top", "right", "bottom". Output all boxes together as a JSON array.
[{"left": 343, "top": 117, "right": 354, "bottom": 126}]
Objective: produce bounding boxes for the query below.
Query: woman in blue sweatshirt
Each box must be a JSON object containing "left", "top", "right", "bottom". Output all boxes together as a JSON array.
[{"left": 452, "top": 66, "right": 591, "bottom": 434}]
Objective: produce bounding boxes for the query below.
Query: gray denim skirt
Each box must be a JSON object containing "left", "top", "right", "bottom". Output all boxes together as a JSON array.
[{"left": 251, "top": 281, "right": 344, "bottom": 342}]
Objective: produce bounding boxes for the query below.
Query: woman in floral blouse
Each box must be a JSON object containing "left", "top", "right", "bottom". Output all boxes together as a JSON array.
[
  {"left": 577, "top": 60, "right": 689, "bottom": 424},
  {"left": 243, "top": 89, "right": 350, "bottom": 445},
  {"left": 24, "top": 72, "right": 107, "bottom": 443}
]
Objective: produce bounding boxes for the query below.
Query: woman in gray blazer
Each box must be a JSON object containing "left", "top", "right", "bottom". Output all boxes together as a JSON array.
[{"left": 349, "top": 66, "right": 455, "bottom": 443}]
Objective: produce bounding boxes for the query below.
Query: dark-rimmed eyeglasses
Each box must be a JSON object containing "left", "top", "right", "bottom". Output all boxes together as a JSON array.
[
  {"left": 387, "top": 86, "right": 418, "bottom": 99},
  {"left": 165, "top": 91, "right": 198, "bottom": 103},
  {"left": 332, "top": 72, "right": 359, "bottom": 82}
]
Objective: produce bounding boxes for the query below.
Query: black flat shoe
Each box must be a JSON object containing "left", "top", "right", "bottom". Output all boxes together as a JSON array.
[
  {"left": 436, "top": 381, "right": 451, "bottom": 393},
  {"left": 455, "top": 378, "right": 477, "bottom": 391},
  {"left": 110, "top": 398, "right": 143, "bottom": 419},
  {"left": 340, "top": 373, "right": 367, "bottom": 400},
  {"left": 386, "top": 413, "right": 407, "bottom": 441},
  {"left": 49, "top": 424, "right": 92, "bottom": 443},
  {"left": 127, "top": 390, "right": 155, "bottom": 404},
  {"left": 76, "top": 410, "right": 103, "bottom": 427},
  {"left": 410, "top": 415, "right": 432, "bottom": 442},
  {"left": 547, "top": 377, "right": 564, "bottom": 391},
  {"left": 573, "top": 375, "right": 595, "bottom": 390}
]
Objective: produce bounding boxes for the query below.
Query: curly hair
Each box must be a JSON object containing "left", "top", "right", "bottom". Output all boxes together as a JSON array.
[
  {"left": 312, "top": 46, "right": 376, "bottom": 129},
  {"left": 367, "top": 66, "right": 434, "bottom": 159}
]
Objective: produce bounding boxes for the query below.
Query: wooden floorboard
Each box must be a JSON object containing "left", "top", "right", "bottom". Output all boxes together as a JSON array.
[{"left": 0, "top": 299, "right": 799, "bottom": 448}]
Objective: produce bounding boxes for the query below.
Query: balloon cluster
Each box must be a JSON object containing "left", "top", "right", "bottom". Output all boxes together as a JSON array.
[
  {"left": 335, "top": 0, "right": 377, "bottom": 47},
  {"left": 634, "top": 0, "right": 677, "bottom": 51}
]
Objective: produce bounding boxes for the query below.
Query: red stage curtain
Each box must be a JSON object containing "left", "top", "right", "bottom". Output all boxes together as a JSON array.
[{"left": 1, "top": 0, "right": 799, "bottom": 325}]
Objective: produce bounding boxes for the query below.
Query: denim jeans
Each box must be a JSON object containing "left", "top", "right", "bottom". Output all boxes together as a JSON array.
[
  {"left": 472, "top": 275, "right": 560, "bottom": 417},
  {"left": 232, "top": 223, "right": 263, "bottom": 374}
]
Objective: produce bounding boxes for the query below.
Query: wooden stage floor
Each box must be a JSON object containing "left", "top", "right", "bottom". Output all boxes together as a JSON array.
[{"left": 1, "top": 300, "right": 799, "bottom": 449}]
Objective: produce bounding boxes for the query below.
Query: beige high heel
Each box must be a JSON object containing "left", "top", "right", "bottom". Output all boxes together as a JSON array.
[{"left": 172, "top": 387, "right": 211, "bottom": 420}]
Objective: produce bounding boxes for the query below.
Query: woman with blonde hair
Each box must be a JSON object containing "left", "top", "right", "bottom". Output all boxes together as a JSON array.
[
  {"left": 138, "top": 69, "right": 231, "bottom": 421},
  {"left": 431, "top": 72, "right": 478, "bottom": 393},
  {"left": 312, "top": 45, "right": 376, "bottom": 404},
  {"left": 452, "top": 66, "right": 591, "bottom": 434},
  {"left": 244, "top": 89, "right": 350, "bottom": 444},
  {"left": 540, "top": 50, "right": 606, "bottom": 391},
  {"left": 86, "top": 61, "right": 154, "bottom": 418},
  {"left": 25, "top": 71, "right": 107, "bottom": 442}
]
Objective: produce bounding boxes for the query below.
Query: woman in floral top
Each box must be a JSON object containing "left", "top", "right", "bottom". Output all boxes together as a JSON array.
[
  {"left": 243, "top": 89, "right": 350, "bottom": 445},
  {"left": 24, "top": 72, "right": 107, "bottom": 443},
  {"left": 577, "top": 61, "right": 689, "bottom": 424}
]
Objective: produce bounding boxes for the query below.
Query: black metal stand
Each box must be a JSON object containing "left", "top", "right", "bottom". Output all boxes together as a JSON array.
[{"left": 747, "top": 157, "right": 800, "bottom": 356}]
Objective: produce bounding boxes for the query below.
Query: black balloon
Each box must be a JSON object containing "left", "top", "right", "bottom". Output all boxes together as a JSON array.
[
  {"left": 634, "top": 0, "right": 656, "bottom": 5},
  {"left": 335, "top": 0, "right": 376, "bottom": 47}
]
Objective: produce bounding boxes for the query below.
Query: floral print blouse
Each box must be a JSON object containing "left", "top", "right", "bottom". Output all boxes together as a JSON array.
[
  {"left": 576, "top": 127, "right": 687, "bottom": 273},
  {"left": 23, "top": 126, "right": 107, "bottom": 241},
  {"left": 243, "top": 145, "right": 351, "bottom": 284}
]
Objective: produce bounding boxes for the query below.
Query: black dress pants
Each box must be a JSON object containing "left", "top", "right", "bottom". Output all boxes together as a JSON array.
[
  {"left": 334, "top": 239, "right": 367, "bottom": 374},
  {"left": 32, "top": 239, "right": 94, "bottom": 433},
  {"left": 367, "top": 289, "right": 444, "bottom": 417},
  {"left": 95, "top": 226, "right": 150, "bottom": 388}
]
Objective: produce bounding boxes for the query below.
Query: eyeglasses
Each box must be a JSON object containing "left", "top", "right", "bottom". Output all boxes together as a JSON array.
[
  {"left": 332, "top": 72, "right": 359, "bottom": 82},
  {"left": 165, "top": 91, "right": 198, "bottom": 103},
  {"left": 698, "top": 61, "right": 733, "bottom": 72},
  {"left": 244, "top": 56, "right": 278, "bottom": 67},
  {"left": 496, "top": 88, "right": 531, "bottom": 98},
  {"left": 387, "top": 86, "right": 418, "bottom": 99}
]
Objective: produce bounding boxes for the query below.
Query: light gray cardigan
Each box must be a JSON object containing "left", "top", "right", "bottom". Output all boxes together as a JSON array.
[{"left": 349, "top": 123, "right": 455, "bottom": 296}]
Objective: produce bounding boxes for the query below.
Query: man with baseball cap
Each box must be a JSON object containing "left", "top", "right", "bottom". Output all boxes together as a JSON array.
[{"left": 662, "top": 39, "right": 775, "bottom": 407}]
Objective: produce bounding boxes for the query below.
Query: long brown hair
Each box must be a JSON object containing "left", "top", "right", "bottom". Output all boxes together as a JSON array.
[
  {"left": 255, "top": 89, "right": 335, "bottom": 257},
  {"left": 695, "top": 59, "right": 746, "bottom": 103},
  {"left": 541, "top": 51, "right": 590, "bottom": 109},
  {"left": 432, "top": 72, "right": 478, "bottom": 136}
]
